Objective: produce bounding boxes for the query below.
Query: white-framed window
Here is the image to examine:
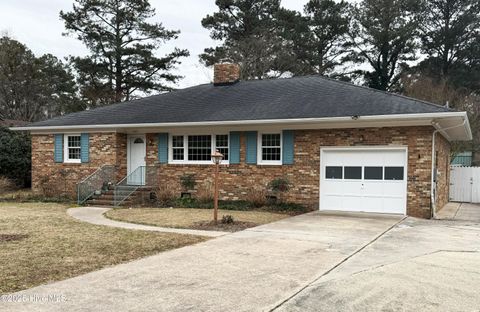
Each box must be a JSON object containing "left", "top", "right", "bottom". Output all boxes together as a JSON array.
[
  {"left": 169, "top": 134, "right": 229, "bottom": 164},
  {"left": 172, "top": 135, "right": 185, "bottom": 161},
  {"left": 64, "top": 134, "right": 81, "bottom": 163},
  {"left": 215, "top": 134, "right": 229, "bottom": 161},
  {"left": 258, "top": 132, "right": 282, "bottom": 165}
]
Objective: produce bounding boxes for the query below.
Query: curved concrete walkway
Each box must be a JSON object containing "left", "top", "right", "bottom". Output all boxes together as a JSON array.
[{"left": 67, "top": 207, "right": 228, "bottom": 237}]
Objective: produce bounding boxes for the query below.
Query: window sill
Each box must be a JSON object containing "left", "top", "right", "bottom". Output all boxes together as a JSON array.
[
  {"left": 63, "top": 160, "right": 82, "bottom": 164},
  {"left": 257, "top": 162, "right": 282, "bottom": 166},
  {"left": 168, "top": 161, "right": 230, "bottom": 166}
]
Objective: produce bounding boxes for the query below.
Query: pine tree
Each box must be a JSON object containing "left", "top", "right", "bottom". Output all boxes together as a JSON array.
[
  {"left": 346, "top": 0, "right": 422, "bottom": 91},
  {"left": 416, "top": 0, "right": 480, "bottom": 90},
  {"left": 279, "top": 0, "right": 350, "bottom": 76},
  {"left": 60, "top": 0, "right": 189, "bottom": 105},
  {"left": 200, "top": 0, "right": 293, "bottom": 80}
]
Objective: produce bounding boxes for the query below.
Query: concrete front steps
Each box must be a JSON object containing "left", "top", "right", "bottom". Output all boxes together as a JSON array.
[{"left": 85, "top": 186, "right": 155, "bottom": 207}]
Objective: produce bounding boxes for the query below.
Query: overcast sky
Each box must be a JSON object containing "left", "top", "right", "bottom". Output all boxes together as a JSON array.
[{"left": 0, "top": 0, "right": 307, "bottom": 89}]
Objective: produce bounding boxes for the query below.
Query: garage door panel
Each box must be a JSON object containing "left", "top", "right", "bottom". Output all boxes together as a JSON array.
[
  {"left": 342, "top": 197, "right": 364, "bottom": 212},
  {"left": 323, "top": 195, "right": 343, "bottom": 211},
  {"left": 383, "top": 150, "right": 406, "bottom": 164},
  {"left": 382, "top": 198, "right": 404, "bottom": 214},
  {"left": 341, "top": 181, "right": 362, "bottom": 193},
  {"left": 361, "top": 197, "right": 384, "bottom": 213},
  {"left": 382, "top": 182, "right": 405, "bottom": 196},
  {"left": 322, "top": 180, "right": 343, "bottom": 193},
  {"left": 363, "top": 182, "right": 385, "bottom": 196},
  {"left": 320, "top": 148, "right": 407, "bottom": 215}
]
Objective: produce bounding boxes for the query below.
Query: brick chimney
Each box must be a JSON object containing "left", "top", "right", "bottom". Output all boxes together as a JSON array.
[{"left": 213, "top": 63, "right": 240, "bottom": 86}]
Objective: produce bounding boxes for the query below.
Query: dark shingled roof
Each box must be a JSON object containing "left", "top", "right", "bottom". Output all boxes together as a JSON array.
[
  {"left": 0, "top": 119, "right": 29, "bottom": 127},
  {"left": 27, "top": 75, "right": 452, "bottom": 128}
]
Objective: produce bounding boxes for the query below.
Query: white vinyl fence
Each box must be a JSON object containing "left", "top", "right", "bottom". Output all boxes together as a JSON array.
[{"left": 449, "top": 166, "right": 480, "bottom": 203}]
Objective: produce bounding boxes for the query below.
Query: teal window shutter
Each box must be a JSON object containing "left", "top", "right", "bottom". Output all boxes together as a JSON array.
[
  {"left": 245, "top": 131, "right": 257, "bottom": 164},
  {"left": 54, "top": 134, "right": 63, "bottom": 163},
  {"left": 229, "top": 132, "right": 240, "bottom": 164},
  {"left": 282, "top": 130, "right": 294, "bottom": 165},
  {"left": 80, "top": 133, "right": 90, "bottom": 163},
  {"left": 158, "top": 133, "right": 168, "bottom": 163}
]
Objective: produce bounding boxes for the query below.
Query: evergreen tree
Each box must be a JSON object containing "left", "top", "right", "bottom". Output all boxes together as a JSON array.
[
  {"left": 279, "top": 0, "right": 350, "bottom": 76},
  {"left": 416, "top": 0, "right": 480, "bottom": 90},
  {"left": 0, "top": 126, "right": 31, "bottom": 187},
  {"left": 200, "top": 0, "right": 293, "bottom": 80},
  {"left": 60, "top": 0, "right": 189, "bottom": 105},
  {"left": 0, "top": 36, "right": 79, "bottom": 122},
  {"left": 346, "top": 0, "right": 422, "bottom": 91}
]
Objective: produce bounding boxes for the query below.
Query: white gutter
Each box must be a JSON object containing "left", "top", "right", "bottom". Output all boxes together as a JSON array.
[
  {"left": 10, "top": 111, "right": 469, "bottom": 131},
  {"left": 430, "top": 117, "right": 468, "bottom": 218}
]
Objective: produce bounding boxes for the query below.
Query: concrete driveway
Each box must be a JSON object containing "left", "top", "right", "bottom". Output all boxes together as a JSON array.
[
  {"left": 277, "top": 204, "right": 480, "bottom": 312},
  {"left": 437, "top": 202, "right": 480, "bottom": 222},
  {"left": 3, "top": 212, "right": 402, "bottom": 312}
]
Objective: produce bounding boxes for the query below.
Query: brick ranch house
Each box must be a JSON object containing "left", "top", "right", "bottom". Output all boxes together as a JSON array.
[{"left": 13, "top": 64, "right": 472, "bottom": 219}]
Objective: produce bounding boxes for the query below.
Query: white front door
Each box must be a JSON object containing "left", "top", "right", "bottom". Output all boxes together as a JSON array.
[
  {"left": 127, "top": 135, "right": 146, "bottom": 185},
  {"left": 320, "top": 147, "right": 408, "bottom": 214}
]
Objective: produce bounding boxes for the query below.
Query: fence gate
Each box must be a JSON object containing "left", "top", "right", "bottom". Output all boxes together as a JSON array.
[{"left": 449, "top": 166, "right": 480, "bottom": 203}]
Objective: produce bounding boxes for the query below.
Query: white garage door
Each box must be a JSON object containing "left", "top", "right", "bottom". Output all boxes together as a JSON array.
[{"left": 320, "top": 148, "right": 407, "bottom": 214}]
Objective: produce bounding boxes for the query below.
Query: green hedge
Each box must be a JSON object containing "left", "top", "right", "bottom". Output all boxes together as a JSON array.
[{"left": 0, "top": 127, "right": 31, "bottom": 187}]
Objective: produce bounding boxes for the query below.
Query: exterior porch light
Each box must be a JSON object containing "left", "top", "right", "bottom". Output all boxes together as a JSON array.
[{"left": 211, "top": 150, "right": 224, "bottom": 223}]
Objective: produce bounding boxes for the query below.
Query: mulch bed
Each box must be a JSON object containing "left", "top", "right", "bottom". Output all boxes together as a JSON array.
[
  {"left": 0, "top": 234, "right": 29, "bottom": 243},
  {"left": 191, "top": 220, "right": 258, "bottom": 232}
]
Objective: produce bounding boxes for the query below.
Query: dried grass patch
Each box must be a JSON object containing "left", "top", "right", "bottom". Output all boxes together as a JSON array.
[
  {"left": 105, "top": 208, "right": 289, "bottom": 232},
  {"left": 0, "top": 202, "right": 208, "bottom": 294}
]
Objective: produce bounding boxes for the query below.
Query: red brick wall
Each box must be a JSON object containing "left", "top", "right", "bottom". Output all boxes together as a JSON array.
[
  {"left": 115, "top": 133, "right": 128, "bottom": 181},
  {"left": 144, "top": 126, "right": 444, "bottom": 218},
  {"left": 435, "top": 133, "right": 451, "bottom": 212},
  {"left": 31, "top": 133, "right": 126, "bottom": 197},
  {"left": 32, "top": 126, "right": 449, "bottom": 218}
]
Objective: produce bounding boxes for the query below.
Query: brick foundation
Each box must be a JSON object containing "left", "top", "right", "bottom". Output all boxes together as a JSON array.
[{"left": 32, "top": 126, "right": 450, "bottom": 218}]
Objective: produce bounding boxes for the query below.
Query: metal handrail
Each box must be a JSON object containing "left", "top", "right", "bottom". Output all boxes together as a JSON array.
[
  {"left": 78, "top": 164, "right": 108, "bottom": 185},
  {"left": 77, "top": 165, "right": 116, "bottom": 204},
  {"left": 113, "top": 185, "right": 139, "bottom": 206},
  {"left": 113, "top": 166, "right": 157, "bottom": 206}
]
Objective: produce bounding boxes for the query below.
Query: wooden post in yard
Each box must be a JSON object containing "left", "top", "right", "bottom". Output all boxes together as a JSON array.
[
  {"left": 211, "top": 150, "right": 223, "bottom": 224},
  {"left": 214, "top": 161, "right": 219, "bottom": 223}
]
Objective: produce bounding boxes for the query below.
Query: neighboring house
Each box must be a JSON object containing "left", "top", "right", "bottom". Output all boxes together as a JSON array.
[{"left": 13, "top": 64, "right": 472, "bottom": 219}]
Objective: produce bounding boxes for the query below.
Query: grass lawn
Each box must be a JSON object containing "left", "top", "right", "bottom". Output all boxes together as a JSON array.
[
  {"left": 0, "top": 202, "right": 208, "bottom": 294},
  {"left": 105, "top": 208, "right": 289, "bottom": 232}
]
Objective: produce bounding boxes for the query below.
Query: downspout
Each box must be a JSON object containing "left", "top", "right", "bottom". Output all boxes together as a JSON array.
[{"left": 431, "top": 118, "right": 467, "bottom": 218}]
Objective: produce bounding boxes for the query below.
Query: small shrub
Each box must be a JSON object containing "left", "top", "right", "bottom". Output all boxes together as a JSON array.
[
  {"left": 268, "top": 178, "right": 291, "bottom": 193},
  {"left": 221, "top": 215, "right": 234, "bottom": 224},
  {"left": 157, "top": 184, "right": 176, "bottom": 206},
  {"left": 38, "top": 176, "right": 55, "bottom": 197},
  {"left": 180, "top": 174, "right": 196, "bottom": 191},
  {"left": 0, "top": 176, "right": 16, "bottom": 192},
  {"left": 246, "top": 188, "right": 267, "bottom": 208},
  {"left": 58, "top": 169, "right": 69, "bottom": 196},
  {"left": 218, "top": 200, "right": 251, "bottom": 210},
  {"left": 196, "top": 181, "right": 213, "bottom": 204},
  {"left": 175, "top": 197, "right": 199, "bottom": 208}
]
